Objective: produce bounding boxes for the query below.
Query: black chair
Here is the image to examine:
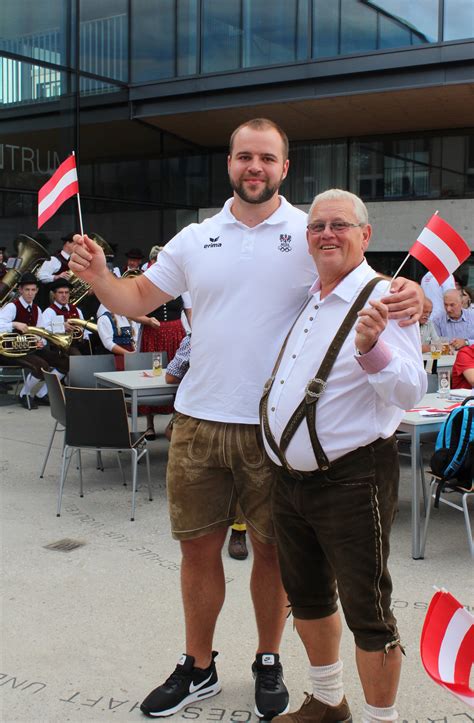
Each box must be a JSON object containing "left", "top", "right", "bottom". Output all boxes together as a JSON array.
[
  {"left": 40, "top": 370, "right": 66, "bottom": 478},
  {"left": 56, "top": 387, "right": 152, "bottom": 521},
  {"left": 68, "top": 354, "right": 115, "bottom": 387}
]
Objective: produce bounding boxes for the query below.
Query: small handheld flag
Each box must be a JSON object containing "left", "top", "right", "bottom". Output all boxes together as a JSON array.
[
  {"left": 420, "top": 590, "right": 474, "bottom": 708},
  {"left": 392, "top": 213, "right": 471, "bottom": 283},
  {"left": 38, "top": 154, "right": 79, "bottom": 229}
]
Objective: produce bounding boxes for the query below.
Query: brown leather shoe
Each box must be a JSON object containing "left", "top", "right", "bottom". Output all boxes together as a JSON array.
[
  {"left": 273, "top": 693, "right": 352, "bottom": 723},
  {"left": 228, "top": 529, "right": 248, "bottom": 560}
]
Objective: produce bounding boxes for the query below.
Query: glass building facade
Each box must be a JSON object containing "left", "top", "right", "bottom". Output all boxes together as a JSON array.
[{"left": 0, "top": 0, "right": 472, "bottom": 275}]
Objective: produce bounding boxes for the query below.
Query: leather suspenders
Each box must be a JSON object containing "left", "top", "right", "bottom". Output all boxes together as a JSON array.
[{"left": 260, "top": 277, "right": 383, "bottom": 476}]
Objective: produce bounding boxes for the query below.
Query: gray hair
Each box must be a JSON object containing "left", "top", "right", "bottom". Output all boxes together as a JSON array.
[
  {"left": 308, "top": 189, "right": 368, "bottom": 225},
  {"left": 149, "top": 245, "right": 163, "bottom": 261},
  {"left": 443, "top": 288, "right": 463, "bottom": 301}
]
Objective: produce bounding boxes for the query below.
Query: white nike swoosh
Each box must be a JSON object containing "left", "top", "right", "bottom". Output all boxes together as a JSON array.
[{"left": 189, "top": 672, "right": 213, "bottom": 694}]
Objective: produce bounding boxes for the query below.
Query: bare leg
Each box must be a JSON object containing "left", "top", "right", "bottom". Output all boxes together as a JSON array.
[
  {"left": 181, "top": 527, "right": 228, "bottom": 668},
  {"left": 356, "top": 646, "right": 402, "bottom": 707},
  {"left": 249, "top": 532, "right": 288, "bottom": 653},
  {"left": 294, "top": 611, "right": 342, "bottom": 665}
]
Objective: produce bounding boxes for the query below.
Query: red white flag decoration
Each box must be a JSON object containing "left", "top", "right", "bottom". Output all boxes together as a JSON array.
[
  {"left": 38, "top": 154, "right": 79, "bottom": 228},
  {"left": 409, "top": 213, "right": 471, "bottom": 285},
  {"left": 420, "top": 590, "right": 474, "bottom": 707}
]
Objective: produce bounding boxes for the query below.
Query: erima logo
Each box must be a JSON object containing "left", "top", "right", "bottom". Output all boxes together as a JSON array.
[
  {"left": 204, "top": 236, "right": 222, "bottom": 249},
  {"left": 262, "top": 655, "right": 275, "bottom": 665}
]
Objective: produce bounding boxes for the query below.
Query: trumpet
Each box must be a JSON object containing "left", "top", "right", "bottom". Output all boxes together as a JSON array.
[
  {"left": 67, "top": 317, "right": 98, "bottom": 340},
  {"left": 0, "top": 327, "right": 73, "bottom": 357},
  {"left": 67, "top": 232, "right": 114, "bottom": 305}
]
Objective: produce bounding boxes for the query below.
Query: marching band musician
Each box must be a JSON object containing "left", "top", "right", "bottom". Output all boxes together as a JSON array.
[
  {"left": 96, "top": 303, "right": 140, "bottom": 371},
  {"left": 0, "top": 273, "right": 67, "bottom": 408},
  {"left": 42, "top": 279, "right": 91, "bottom": 356},
  {"left": 36, "top": 232, "right": 75, "bottom": 284},
  {"left": 122, "top": 248, "right": 144, "bottom": 275}
]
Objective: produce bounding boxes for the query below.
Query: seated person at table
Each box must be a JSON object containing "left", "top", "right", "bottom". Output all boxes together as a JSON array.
[
  {"left": 451, "top": 344, "right": 474, "bottom": 390},
  {"left": 419, "top": 297, "right": 439, "bottom": 353},
  {"left": 433, "top": 289, "right": 474, "bottom": 350},
  {"left": 97, "top": 304, "right": 140, "bottom": 371}
]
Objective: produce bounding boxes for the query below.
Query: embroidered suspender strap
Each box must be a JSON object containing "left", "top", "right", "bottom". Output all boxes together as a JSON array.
[
  {"left": 260, "top": 297, "right": 314, "bottom": 472},
  {"left": 261, "top": 276, "right": 384, "bottom": 475}
]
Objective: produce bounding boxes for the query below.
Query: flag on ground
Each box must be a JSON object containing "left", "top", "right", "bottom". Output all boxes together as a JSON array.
[
  {"left": 409, "top": 214, "right": 471, "bottom": 285},
  {"left": 420, "top": 590, "right": 474, "bottom": 708},
  {"left": 38, "top": 154, "right": 79, "bottom": 229}
]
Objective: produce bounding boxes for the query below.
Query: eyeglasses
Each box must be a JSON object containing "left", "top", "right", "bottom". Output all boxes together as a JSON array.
[{"left": 307, "top": 221, "right": 363, "bottom": 234}]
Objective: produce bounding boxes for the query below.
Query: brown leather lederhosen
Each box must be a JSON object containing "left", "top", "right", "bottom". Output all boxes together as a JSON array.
[{"left": 260, "top": 277, "right": 383, "bottom": 478}]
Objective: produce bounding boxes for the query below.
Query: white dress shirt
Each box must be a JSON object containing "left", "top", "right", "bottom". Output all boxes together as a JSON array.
[
  {"left": 42, "top": 302, "right": 90, "bottom": 339},
  {"left": 0, "top": 297, "right": 44, "bottom": 332},
  {"left": 97, "top": 312, "right": 139, "bottom": 352},
  {"left": 37, "top": 251, "right": 70, "bottom": 283},
  {"left": 264, "top": 260, "right": 427, "bottom": 471}
]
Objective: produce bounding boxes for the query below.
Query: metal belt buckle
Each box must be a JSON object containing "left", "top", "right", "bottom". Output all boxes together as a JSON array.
[{"left": 305, "top": 377, "right": 327, "bottom": 399}]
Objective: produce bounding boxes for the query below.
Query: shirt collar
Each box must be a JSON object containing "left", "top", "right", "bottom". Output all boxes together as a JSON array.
[
  {"left": 309, "top": 259, "right": 383, "bottom": 302},
  {"left": 218, "top": 195, "right": 292, "bottom": 228},
  {"left": 60, "top": 250, "right": 70, "bottom": 260},
  {"left": 447, "top": 310, "right": 467, "bottom": 322},
  {"left": 19, "top": 296, "right": 31, "bottom": 309},
  {"left": 54, "top": 301, "right": 69, "bottom": 311}
]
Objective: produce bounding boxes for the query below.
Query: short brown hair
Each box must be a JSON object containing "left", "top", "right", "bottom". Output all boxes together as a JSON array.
[{"left": 229, "top": 118, "right": 289, "bottom": 161}]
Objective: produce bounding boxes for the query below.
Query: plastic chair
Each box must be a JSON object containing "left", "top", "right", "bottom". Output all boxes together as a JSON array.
[
  {"left": 56, "top": 387, "right": 152, "bottom": 521},
  {"left": 68, "top": 354, "right": 115, "bottom": 387},
  {"left": 420, "top": 474, "right": 474, "bottom": 558},
  {"left": 40, "top": 370, "right": 66, "bottom": 478}
]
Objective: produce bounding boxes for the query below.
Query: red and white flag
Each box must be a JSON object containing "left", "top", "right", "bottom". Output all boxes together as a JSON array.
[
  {"left": 409, "top": 214, "right": 471, "bottom": 285},
  {"left": 420, "top": 590, "right": 474, "bottom": 707},
  {"left": 38, "top": 154, "right": 79, "bottom": 229}
]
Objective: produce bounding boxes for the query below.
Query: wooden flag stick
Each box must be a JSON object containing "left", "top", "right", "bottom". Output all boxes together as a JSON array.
[
  {"left": 391, "top": 253, "right": 410, "bottom": 281},
  {"left": 72, "top": 151, "right": 84, "bottom": 236}
]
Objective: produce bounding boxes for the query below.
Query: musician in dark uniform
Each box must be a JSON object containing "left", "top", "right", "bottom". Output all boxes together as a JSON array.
[
  {"left": 42, "top": 279, "right": 92, "bottom": 356},
  {"left": 0, "top": 273, "right": 67, "bottom": 408}
]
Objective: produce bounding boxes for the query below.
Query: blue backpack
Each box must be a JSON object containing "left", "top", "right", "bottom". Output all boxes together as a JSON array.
[{"left": 430, "top": 398, "right": 474, "bottom": 495}]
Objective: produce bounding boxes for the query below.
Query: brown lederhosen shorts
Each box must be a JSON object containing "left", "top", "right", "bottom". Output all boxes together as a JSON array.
[
  {"left": 166, "top": 413, "right": 278, "bottom": 543},
  {"left": 272, "top": 436, "right": 401, "bottom": 652}
]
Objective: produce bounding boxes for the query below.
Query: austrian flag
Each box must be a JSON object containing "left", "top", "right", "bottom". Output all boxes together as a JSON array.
[
  {"left": 38, "top": 154, "right": 79, "bottom": 228},
  {"left": 409, "top": 213, "right": 471, "bottom": 285},
  {"left": 420, "top": 590, "right": 474, "bottom": 707}
]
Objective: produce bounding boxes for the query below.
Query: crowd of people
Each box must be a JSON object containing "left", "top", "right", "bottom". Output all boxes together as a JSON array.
[{"left": 1, "top": 116, "right": 471, "bottom": 722}]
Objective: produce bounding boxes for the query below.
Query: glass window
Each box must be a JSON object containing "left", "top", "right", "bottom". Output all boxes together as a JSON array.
[
  {"left": 202, "top": 0, "right": 241, "bottom": 73},
  {"left": 131, "top": 0, "right": 175, "bottom": 82},
  {"left": 177, "top": 0, "right": 198, "bottom": 76},
  {"left": 340, "top": 0, "right": 377, "bottom": 55},
  {"left": 312, "top": 1, "right": 339, "bottom": 58},
  {"left": 288, "top": 141, "right": 347, "bottom": 203},
  {"left": 0, "top": 56, "right": 70, "bottom": 107},
  {"left": 379, "top": 15, "right": 413, "bottom": 49},
  {"left": 349, "top": 140, "right": 384, "bottom": 199},
  {"left": 0, "top": 0, "right": 73, "bottom": 67},
  {"left": 242, "top": 0, "right": 308, "bottom": 68},
  {"left": 444, "top": 0, "right": 474, "bottom": 40},
  {"left": 368, "top": 0, "right": 438, "bottom": 43},
  {"left": 441, "top": 136, "right": 469, "bottom": 197},
  {"left": 80, "top": 0, "right": 128, "bottom": 82}
]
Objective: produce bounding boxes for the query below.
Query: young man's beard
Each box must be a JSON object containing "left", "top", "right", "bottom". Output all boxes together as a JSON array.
[{"left": 230, "top": 175, "right": 284, "bottom": 205}]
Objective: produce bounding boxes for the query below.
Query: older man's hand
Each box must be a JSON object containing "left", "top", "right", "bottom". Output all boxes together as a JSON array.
[
  {"left": 69, "top": 234, "right": 107, "bottom": 283},
  {"left": 355, "top": 299, "right": 389, "bottom": 355}
]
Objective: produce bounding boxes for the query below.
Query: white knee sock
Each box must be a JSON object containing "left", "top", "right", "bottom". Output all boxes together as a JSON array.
[
  {"left": 308, "top": 660, "right": 344, "bottom": 706},
  {"left": 20, "top": 373, "right": 40, "bottom": 397},
  {"left": 362, "top": 702, "right": 398, "bottom": 722},
  {"left": 35, "top": 370, "right": 64, "bottom": 398}
]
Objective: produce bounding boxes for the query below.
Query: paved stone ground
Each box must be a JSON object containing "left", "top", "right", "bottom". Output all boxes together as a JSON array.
[{"left": 1, "top": 392, "right": 472, "bottom": 722}]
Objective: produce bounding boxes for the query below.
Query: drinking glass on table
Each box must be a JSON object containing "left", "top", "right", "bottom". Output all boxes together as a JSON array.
[
  {"left": 437, "top": 369, "right": 451, "bottom": 398},
  {"left": 439, "top": 337, "right": 451, "bottom": 355},
  {"left": 152, "top": 352, "right": 162, "bottom": 376},
  {"left": 430, "top": 341, "right": 442, "bottom": 359}
]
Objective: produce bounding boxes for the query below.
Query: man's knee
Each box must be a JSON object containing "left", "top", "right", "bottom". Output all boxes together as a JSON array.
[
  {"left": 180, "top": 528, "right": 227, "bottom": 563},
  {"left": 249, "top": 532, "right": 279, "bottom": 564}
]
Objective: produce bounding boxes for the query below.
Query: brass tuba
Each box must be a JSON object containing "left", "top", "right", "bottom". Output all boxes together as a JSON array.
[
  {"left": 0, "top": 235, "right": 51, "bottom": 306},
  {"left": 0, "top": 326, "right": 73, "bottom": 357},
  {"left": 122, "top": 268, "right": 142, "bottom": 279},
  {"left": 67, "top": 317, "right": 98, "bottom": 340},
  {"left": 66, "top": 232, "right": 114, "bottom": 305}
]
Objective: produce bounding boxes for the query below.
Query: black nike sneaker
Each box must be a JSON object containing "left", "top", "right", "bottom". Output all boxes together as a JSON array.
[
  {"left": 252, "top": 653, "right": 290, "bottom": 720},
  {"left": 140, "top": 652, "right": 221, "bottom": 717}
]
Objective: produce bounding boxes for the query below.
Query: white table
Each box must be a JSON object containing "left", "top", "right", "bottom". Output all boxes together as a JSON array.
[
  {"left": 422, "top": 353, "right": 456, "bottom": 374},
  {"left": 94, "top": 370, "right": 178, "bottom": 432},
  {"left": 398, "top": 392, "right": 459, "bottom": 559}
]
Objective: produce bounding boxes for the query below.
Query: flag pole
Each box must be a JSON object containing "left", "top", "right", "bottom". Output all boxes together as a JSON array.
[
  {"left": 72, "top": 151, "right": 84, "bottom": 236},
  {"left": 391, "top": 253, "right": 410, "bottom": 281}
]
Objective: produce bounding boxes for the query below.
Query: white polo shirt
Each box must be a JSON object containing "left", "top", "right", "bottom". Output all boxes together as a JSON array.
[
  {"left": 145, "top": 196, "right": 315, "bottom": 423},
  {"left": 263, "top": 260, "right": 427, "bottom": 471}
]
